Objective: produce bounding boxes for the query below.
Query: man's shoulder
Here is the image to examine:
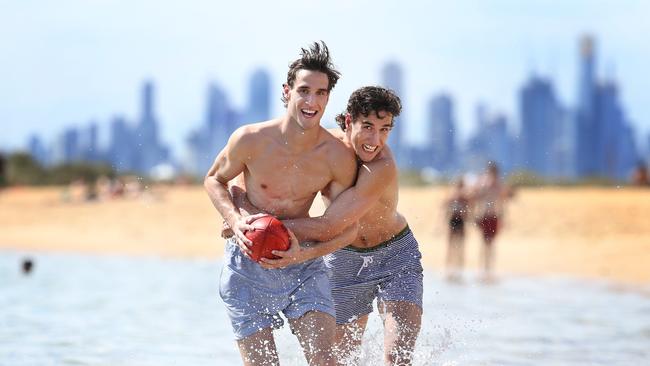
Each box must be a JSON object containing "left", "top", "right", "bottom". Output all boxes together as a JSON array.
[
  {"left": 233, "top": 119, "right": 281, "bottom": 142},
  {"left": 326, "top": 127, "right": 346, "bottom": 141},
  {"left": 320, "top": 127, "right": 353, "bottom": 156},
  {"left": 361, "top": 150, "right": 397, "bottom": 180}
]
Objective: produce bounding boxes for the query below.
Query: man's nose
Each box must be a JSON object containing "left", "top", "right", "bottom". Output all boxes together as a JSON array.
[{"left": 369, "top": 132, "right": 380, "bottom": 145}]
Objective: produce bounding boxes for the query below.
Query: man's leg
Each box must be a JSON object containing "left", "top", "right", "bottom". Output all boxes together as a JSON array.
[
  {"left": 236, "top": 327, "right": 279, "bottom": 366},
  {"left": 378, "top": 301, "right": 422, "bottom": 366},
  {"left": 446, "top": 233, "right": 465, "bottom": 281},
  {"left": 481, "top": 237, "right": 495, "bottom": 280},
  {"left": 335, "top": 314, "right": 369, "bottom": 364},
  {"left": 289, "top": 310, "right": 337, "bottom": 366}
]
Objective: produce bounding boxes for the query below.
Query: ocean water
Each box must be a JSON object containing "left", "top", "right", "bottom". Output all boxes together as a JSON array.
[{"left": 1, "top": 251, "right": 649, "bottom": 365}]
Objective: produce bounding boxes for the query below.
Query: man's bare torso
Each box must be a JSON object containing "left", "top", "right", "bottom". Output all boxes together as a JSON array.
[
  {"left": 330, "top": 129, "right": 407, "bottom": 248},
  {"left": 475, "top": 176, "right": 505, "bottom": 217},
  {"left": 243, "top": 120, "right": 351, "bottom": 220}
]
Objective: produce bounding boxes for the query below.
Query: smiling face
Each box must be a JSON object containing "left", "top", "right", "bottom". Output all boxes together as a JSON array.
[
  {"left": 346, "top": 110, "right": 393, "bottom": 162},
  {"left": 283, "top": 69, "right": 330, "bottom": 131}
]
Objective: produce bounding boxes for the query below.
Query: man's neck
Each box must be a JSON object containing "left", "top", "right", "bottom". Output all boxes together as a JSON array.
[{"left": 280, "top": 115, "right": 322, "bottom": 152}]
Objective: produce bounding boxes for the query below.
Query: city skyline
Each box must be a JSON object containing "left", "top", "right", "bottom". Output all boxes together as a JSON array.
[
  {"left": 19, "top": 33, "right": 644, "bottom": 181},
  {"left": 1, "top": 1, "right": 649, "bottom": 157}
]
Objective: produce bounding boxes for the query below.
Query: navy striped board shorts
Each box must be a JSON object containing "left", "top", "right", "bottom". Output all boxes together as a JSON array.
[{"left": 323, "top": 226, "right": 424, "bottom": 325}]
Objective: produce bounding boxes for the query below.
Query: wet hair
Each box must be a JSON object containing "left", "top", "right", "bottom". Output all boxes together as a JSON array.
[
  {"left": 282, "top": 41, "right": 341, "bottom": 107},
  {"left": 335, "top": 86, "right": 402, "bottom": 131}
]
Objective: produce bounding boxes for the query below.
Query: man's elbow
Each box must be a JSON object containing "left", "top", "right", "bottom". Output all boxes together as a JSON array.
[
  {"left": 203, "top": 175, "right": 212, "bottom": 190},
  {"left": 203, "top": 174, "right": 220, "bottom": 192}
]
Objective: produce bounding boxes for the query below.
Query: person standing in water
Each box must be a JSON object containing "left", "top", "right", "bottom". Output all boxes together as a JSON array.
[
  {"left": 444, "top": 177, "right": 470, "bottom": 282},
  {"left": 471, "top": 161, "right": 512, "bottom": 281}
]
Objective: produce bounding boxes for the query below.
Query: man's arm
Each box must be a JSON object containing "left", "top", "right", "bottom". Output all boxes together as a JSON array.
[
  {"left": 204, "top": 127, "right": 263, "bottom": 248},
  {"left": 284, "top": 158, "right": 396, "bottom": 242},
  {"left": 259, "top": 222, "right": 359, "bottom": 269},
  {"left": 224, "top": 176, "right": 362, "bottom": 268},
  {"left": 229, "top": 175, "right": 265, "bottom": 217}
]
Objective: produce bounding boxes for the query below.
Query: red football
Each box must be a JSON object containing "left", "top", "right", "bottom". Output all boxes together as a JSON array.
[{"left": 244, "top": 215, "right": 290, "bottom": 262}]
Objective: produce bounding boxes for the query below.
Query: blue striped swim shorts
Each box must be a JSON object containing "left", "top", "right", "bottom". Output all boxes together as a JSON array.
[
  {"left": 219, "top": 239, "right": 336, "bottom": 340},
  {"left": 323, "top": 226, "right": 423, "bottom": 324}
]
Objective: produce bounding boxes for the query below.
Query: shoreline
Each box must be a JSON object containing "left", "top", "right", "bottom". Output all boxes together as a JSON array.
[{"left": 2, "top": 186, "right": 649, "bottom": 285}]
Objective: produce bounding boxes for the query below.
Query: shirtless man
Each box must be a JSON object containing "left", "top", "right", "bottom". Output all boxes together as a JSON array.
[
  {"left": 231, "top": 87, "right": 423, "bottom": 365},
  {"left": 204, "top": 41, "right": 358, "bottom": 366},
  {"left": 471, "top": 161, "right": 512, "bottom": 281}
]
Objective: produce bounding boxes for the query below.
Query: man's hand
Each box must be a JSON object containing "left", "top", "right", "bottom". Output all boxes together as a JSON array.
[
  {"left": 259, "top": 230, "right": 311, "bottom": 269},
  {"left": 230, "top": 213, "right": 268, "bottom": 257},
  {"left": 221, "top": 220, "right": 234, "bottom": 239}
]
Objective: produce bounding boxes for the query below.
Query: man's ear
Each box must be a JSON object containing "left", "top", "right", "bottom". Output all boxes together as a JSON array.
[
  {"left": 282, "top": 83, "right": 290, "bottom": 101},
  {"left": 345, "top": 113, "right": 352, "bottom": 129}
]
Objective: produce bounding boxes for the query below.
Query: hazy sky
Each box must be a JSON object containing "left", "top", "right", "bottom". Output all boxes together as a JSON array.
[{"left": 1, "top": 0, "right": 649, "bottom": 156}]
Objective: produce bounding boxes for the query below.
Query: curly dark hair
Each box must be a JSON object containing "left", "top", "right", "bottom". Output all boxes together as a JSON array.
[
  {"left": 335, "top": 86, "right": 402, "bottom": 131},
  {"left": 282, "top": 41, "right": 341, "bottom": 107}
]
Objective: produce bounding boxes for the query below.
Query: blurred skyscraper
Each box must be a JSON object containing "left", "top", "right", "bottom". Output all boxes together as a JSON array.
[
  {"left": 428, "top": 94, "right": 457, "bottom": 173},
  {"left": 574, "top": 35, "right": 638, "bottom": 180},
  {"left": 552, "top": 107, "right": 577, "bottom": 179},
  {"left": 108, "top": 115, "right": 136, "bottom": 171},
  {"left": 82, "top": 122, "right": 100, "bottom": 162},
  {"left": 27, "top": 134, "right": 47, "bottom": 166},
  {"left": 135, "top": 81, "right": 170, "bottom": 173},
  {"left": 596, "top": 81, "right": 637, "bottom": 179},
  {"left": 519, "top": 76, "right": 561, "bottom": 177},
  {"left": 185, "top": 70, "right": 270, "bottom": 176},
  {"left": 246, "top": 69, "right": 271, "bottom": 123},
  {"left": 381, "top": 62, "right": 405, "bottom": 165},
  {"left": 575, "top": 36, "right": 601, "bottom": 177},
  {"left": 464, "top": 104, "right": 514, "bottom": 174},
  {"left": 61, "top": 127, "right": 81, "bottom": 163}
]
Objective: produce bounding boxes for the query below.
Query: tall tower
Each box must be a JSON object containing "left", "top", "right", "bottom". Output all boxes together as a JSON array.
[
  {"left": 381, "top": 62, "right": 405, "bottom": 165},
  {"left": 28, "top": 134, "right": 47, "bottom": 166},
  {"left": 139, "top": 80, "right": 158, "bottom": 143},
  {"left": 206, "top": 83, "right": 230, "bottom": 150},
  {"left": 135, "top": 80, "right": 168, "bottom": 173},
  {"left": 108, "top": 115, "right": 136, "bottom": 172},
  {"left": 519, "top": 76, "right": 559, "bottom": 177},
  {"left": 247, "top": 68, "right": 271, "bottom": 124},
  {"left": 428, "top": 94, "right": 456, "bottom": 172},
  {"left": 577, "top": 37, "right": 596, "bottom": 118},
  {"left": 575, "top": 35, "right": 599, "bottom": 177}
]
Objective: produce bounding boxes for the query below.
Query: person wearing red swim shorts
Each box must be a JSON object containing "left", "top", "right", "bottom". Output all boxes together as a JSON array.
[{"left": 471, "top": 161, "right": 512, "bottom": 281}]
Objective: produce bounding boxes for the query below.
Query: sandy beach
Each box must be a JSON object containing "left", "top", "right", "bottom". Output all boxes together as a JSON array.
[{"left": 1, "top": 186, "right": 649, "bottom": 284}]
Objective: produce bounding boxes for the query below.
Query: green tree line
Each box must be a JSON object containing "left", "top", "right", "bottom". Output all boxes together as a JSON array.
[{"left": 0, "top": 152, "right": 116, "bottom": 186}]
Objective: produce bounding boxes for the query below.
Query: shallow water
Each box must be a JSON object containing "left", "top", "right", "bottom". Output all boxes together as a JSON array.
[{"left": 1, "top": 251, "right": 649, "bottom": 365}]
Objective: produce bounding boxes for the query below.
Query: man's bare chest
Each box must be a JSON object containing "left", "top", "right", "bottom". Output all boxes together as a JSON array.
[{"left": 246, "top": 155, "right": 332, "bottom": 199}]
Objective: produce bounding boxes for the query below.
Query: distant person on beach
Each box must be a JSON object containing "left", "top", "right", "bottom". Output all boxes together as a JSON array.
[
  {"left": 204, "top": 41, "right": 358, "bottom": 365},
  {"left": 444, "top": 177, "right": 471, "bottom": 282},
  {"left": 471, "top": 161, "right": 512, "bottom": 281},
  {"left": 631, "top": 161, "right": 649, "bottom": 186},
  {"left": 21, "top": 258, "right": 34, "bottom": 275},
  {"left": 228, "top": 86, "right": 424, "bottom": 365}
]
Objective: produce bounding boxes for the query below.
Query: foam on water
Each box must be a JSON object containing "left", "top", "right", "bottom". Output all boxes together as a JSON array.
[{"left": 1, "top": 251, "right": 649, "bottom": 365}]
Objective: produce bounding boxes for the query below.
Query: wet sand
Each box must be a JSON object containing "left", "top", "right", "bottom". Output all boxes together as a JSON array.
[{"left": 1, "top": 186, "right": 649, "bottom": 284}]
